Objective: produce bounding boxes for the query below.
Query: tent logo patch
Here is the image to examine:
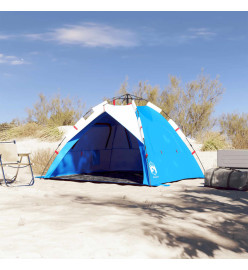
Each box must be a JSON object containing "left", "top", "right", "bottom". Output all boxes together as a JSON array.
[{"left": 149, "top": 162, "right": 157, "bottom": 176}]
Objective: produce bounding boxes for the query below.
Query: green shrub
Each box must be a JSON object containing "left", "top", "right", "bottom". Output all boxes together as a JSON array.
[
  {"left": 232, "top": 130, "right": 248, "bottom": 149},
  {"left": 27, "top": 92, "right": 84, "bottom": 126},
  {"left": 200, "top": 132, "right": 229, "bottom": 151},
  {"left": 219, "top": 113, "right": 248, "bottom": 149}
]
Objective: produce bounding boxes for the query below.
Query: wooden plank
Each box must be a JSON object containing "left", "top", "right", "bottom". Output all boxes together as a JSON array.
[{"left": 217, "top": 150, "right": 248, "bottom": 168}]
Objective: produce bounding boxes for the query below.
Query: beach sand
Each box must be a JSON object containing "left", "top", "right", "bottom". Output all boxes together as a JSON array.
[{"left": 0, "top": 138, "right": 247, "bottom": 258}]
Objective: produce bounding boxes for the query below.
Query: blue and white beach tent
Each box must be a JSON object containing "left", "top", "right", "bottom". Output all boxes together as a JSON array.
[{"left": 44, "top": 94, "right": 204, "bottom": 186}]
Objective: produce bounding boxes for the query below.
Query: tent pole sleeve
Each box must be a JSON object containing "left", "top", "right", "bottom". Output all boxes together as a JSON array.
[{"left": 135, "top": 108, "right": 151, "bottom": 186}]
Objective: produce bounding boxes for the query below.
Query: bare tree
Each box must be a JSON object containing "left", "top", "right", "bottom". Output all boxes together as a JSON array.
[
  {"left": 115, "top": 71, "right": 225, "bottom": 138},
  {"left": 162, "top": 72, "right": 224, "bottom": 137}
]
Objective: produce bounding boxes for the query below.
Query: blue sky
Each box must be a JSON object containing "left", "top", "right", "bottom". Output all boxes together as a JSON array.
[{"left": 0, "top": 11, "right": 247, "bottom": 123}]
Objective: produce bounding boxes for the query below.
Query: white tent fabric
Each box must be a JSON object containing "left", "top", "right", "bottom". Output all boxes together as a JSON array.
[
  {"left": 57, "top": 101, "right": 143, "bottom": 151},
  {"left": 104, "top": 104, "right": 143, "bottom": 142}
]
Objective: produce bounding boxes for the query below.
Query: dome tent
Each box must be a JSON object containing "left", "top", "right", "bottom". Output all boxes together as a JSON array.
[{"left": 43, "top": 94, "right": 204, "bottom": 186}]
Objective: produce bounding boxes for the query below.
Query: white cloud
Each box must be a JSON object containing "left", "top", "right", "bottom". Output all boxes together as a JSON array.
[
  {"left": 0, "top": 53, "right": 27, "bottom": 65},
  {"left": 187, "top": 28, "right": 217, "bottom": 39},
  {"left": 0, "top": 35, "right": 10, "bottom": 40},
  {"left": 1, "top": 24, "right": 217, "bottom": 49},
  {"left": 26, "top": 23, "right": 139, "bottom": 48}
]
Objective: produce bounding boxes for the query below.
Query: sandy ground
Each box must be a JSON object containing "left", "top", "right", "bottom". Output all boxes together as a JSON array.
[{"left": 0, "top": 138, "right": 247, "bottom": 259}]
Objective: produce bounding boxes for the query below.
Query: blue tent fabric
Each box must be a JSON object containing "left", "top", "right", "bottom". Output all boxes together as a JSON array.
[
  {"left": 137, "top": 140, "right": 150, "bottom": 186},
  {"left": 44, "top": 104, "right": 204, "bottom": 186},
  {"left": 137, "top": 106, "right": 204, "bottom": 185}
]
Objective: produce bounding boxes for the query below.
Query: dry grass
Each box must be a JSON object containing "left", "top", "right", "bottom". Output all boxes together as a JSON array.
[
  {"left": 37, "top": 125, "right": 64, "bottom": 141},
  {"left": 0, "top": 122, "right": 13, "bottom": 133},
  {"left": 31, "top": 148, "right": 56, "bottom": 175},
  {"left": 199, "top": 131, "right": 230, "bottom": 151},
  {"left": 0, "top": 123, "right": 63, "bottom": 142}
]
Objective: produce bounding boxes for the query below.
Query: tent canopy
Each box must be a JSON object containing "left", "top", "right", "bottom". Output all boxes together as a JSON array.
[{"left": 44, "top": 97, "right": 204, "bottom": 186}]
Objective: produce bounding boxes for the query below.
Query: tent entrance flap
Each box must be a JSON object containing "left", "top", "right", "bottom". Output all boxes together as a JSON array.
[{"left": 50, "top": 112, "right": 145, "bottom": 184}]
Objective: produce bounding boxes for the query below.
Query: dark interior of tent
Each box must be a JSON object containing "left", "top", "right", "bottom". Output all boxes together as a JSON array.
[{"left": 52, "top": 113, "right": 144, "bottom": 185}]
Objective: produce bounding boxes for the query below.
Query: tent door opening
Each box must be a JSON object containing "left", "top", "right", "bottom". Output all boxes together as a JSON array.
[{"left": 51, "top": 112, "right": 144, "bottom": 185}]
